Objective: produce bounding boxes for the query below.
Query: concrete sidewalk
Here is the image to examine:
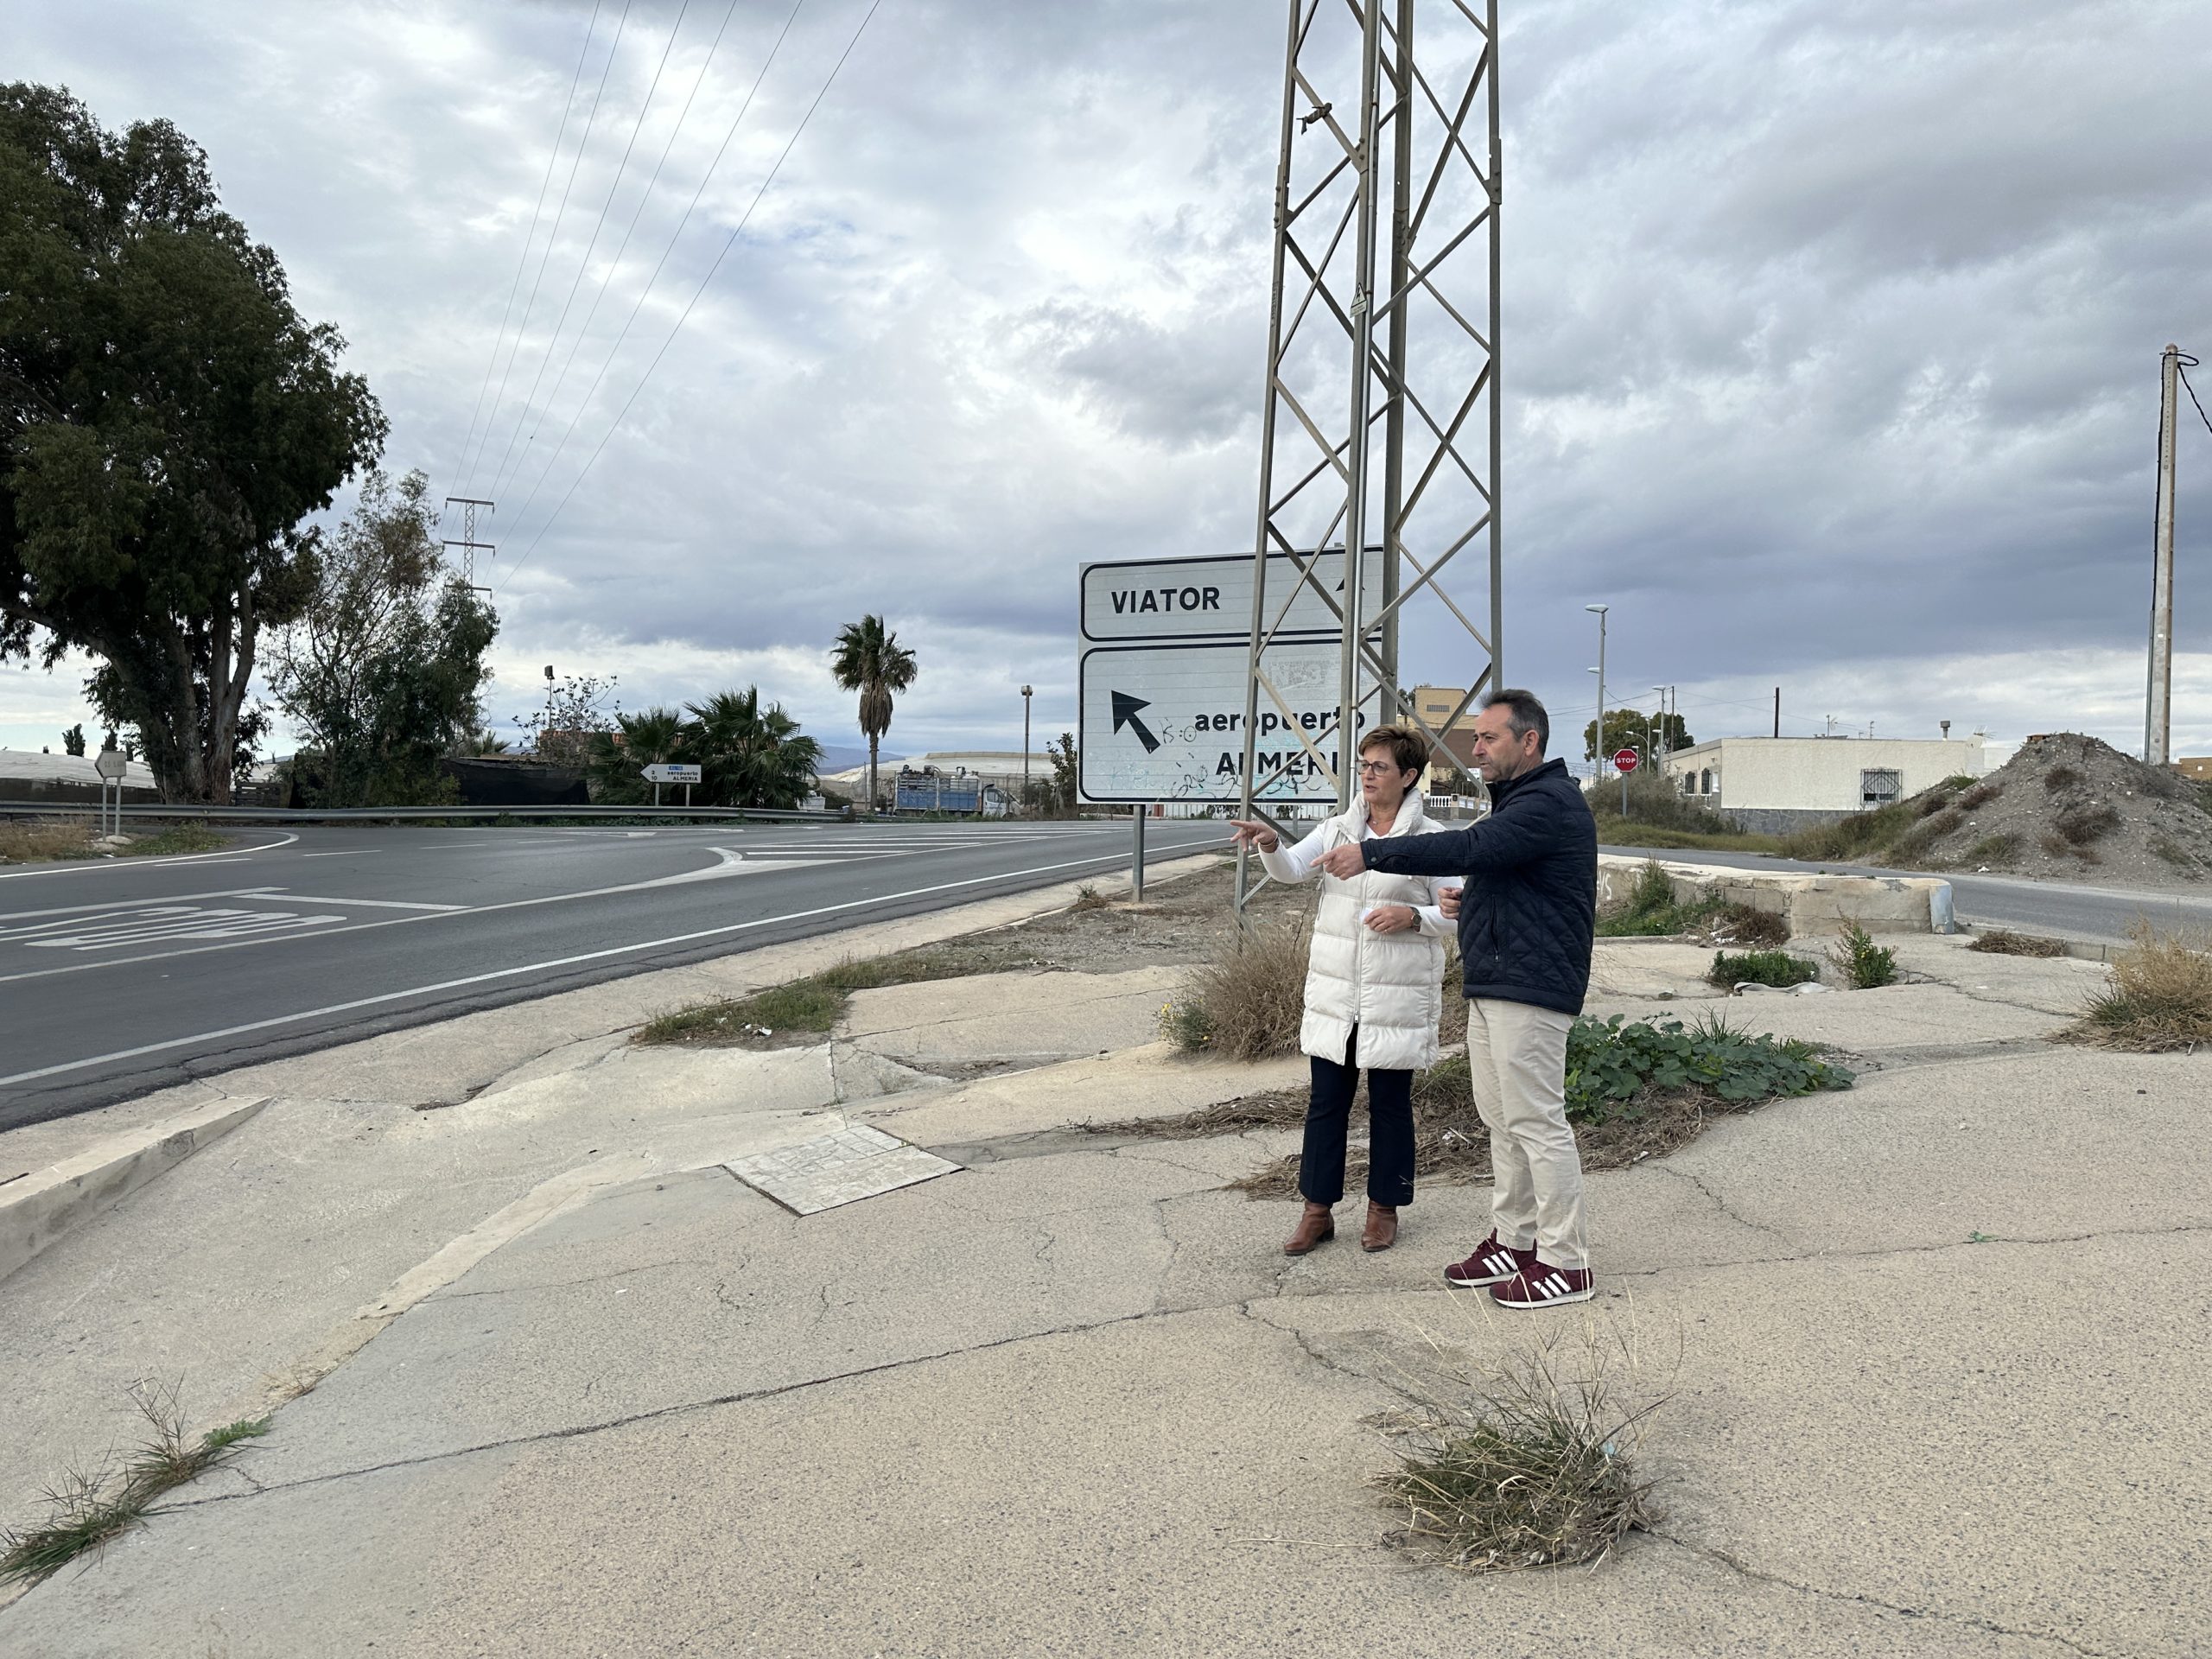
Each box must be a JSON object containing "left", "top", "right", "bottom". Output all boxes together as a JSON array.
[{"left": 2, "top": 918, "right": 2205, "bottom": 1656}]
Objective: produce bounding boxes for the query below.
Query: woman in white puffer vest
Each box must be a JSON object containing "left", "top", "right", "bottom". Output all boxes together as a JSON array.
[{"left": 1230, "top": 725, "right": 1457, "bottom": 1256}]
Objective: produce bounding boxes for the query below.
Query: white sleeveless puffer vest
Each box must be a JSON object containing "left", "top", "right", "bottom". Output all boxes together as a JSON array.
[{"left": 1260, "top": 794, "right": 1452, "bottom": 1072}]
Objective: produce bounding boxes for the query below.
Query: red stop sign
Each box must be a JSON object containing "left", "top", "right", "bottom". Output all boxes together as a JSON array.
[{"left": 1613, "top": 748, "right": 1640, "bottom": 773}]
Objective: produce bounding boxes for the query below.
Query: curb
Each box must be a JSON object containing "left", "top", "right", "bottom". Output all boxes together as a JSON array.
[{"left": 0, "top": 1094, "right": 270, "bottom": 1281}]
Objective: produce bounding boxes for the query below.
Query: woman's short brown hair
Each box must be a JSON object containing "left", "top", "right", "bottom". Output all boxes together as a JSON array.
[{"left": 1358, "top": 724, "right": 1430, "bottom": 777}]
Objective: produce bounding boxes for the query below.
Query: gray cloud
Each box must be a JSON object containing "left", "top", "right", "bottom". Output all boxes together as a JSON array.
[{"left": 4, "top": 0, "right": 2210, "bottom": 760}]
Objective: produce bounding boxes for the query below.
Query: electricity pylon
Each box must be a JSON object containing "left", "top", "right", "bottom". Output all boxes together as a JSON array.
[{"left": 1235, "top": 0, "right": 1503, "bottom": 851}]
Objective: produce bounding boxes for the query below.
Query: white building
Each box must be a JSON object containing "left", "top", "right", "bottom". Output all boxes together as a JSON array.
[
  {"left": 817, "top": 750, "right": 1058, "bottom": 805},
  {"left": 1662, "top": 735, "right": 1991, "bottom": 833}
]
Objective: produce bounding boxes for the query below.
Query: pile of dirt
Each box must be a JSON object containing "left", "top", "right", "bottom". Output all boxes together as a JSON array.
[{"left": 1799, "top": 733, "right": 2212, "bottom": 885}]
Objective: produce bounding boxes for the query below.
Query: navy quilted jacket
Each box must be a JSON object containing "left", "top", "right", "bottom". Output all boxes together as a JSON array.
[{"left": 1360, "top": 757, "right": 1598, "bottom": 1015}]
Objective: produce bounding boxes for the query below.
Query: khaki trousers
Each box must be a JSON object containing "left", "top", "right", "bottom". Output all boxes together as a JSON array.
[{"left": 1464, "top": 996, "right": 1587, "bottom": 1270}]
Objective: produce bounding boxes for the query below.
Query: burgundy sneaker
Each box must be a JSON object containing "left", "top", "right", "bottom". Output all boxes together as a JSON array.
[
  {"left": 1443, "top": 1232, "right": 1536, "bottom": 1289},
  {"left": 1491, "top": 1261, "right": 1595, "bottom": 1309}
]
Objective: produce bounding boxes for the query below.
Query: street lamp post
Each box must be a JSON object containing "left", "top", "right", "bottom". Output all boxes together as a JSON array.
[
  {"left": 1585, "top": 605, "right": 1608, "bottom": 787},
  {"left": 1020, "top": 684, "right": 1033, "bottom": 816}
]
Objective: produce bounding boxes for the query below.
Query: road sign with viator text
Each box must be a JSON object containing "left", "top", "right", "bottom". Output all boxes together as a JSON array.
[{"left": 1078, "top": 552, "right": 1379, "bottom": 806}]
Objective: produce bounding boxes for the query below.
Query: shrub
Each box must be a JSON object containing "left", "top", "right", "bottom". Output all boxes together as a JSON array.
[
  {"left": 1071, "top": 883, "right": 1112, "bottom": 912},
  {"left": 1595, "top": 861, "right": 1683, "bottom": 937},
  {"left": 2044, "top": 764, "right": 2082, "bottom": 794},
  {"left": 1711, "top": 905, "right": 1789, "bottom": 948},
  {"left": 2040, "top": 829, "right": 2097, "bottom": 863},
  {"left": 1606, "top": 769, "right": 1742, "bottom": 836},
  {"left": 1956, "top": 782, "right": 2002, "bottom": 810},
  {"left": 1160, "top": 916, "right": 1311, "bottom": 1060},
  {"left": 2058, "top": 923, "right": 2212, "bottom": 1051},
  {"left": 1777, "top": 801, "right": 1914, "bottom": 862},
  {"left": 2150, "top": 836, "right": 2202, "bottom": 869},
  {"left": 2054, "top": 803, "right": 2120, "bottom": 847},
  {"left": 1968, "top": 929, "right": 2064, "bottom": 957},
  {"left": 1708, "top": 949, "right": 1817, "bottom": 989},
  {"left": 1921, "top": 807, "right": 1965, "bottom": 838},
  {"left": 1830, "top": 921, "right": 1897, "bottom": 988},
  {"left": 1964, "top": 833, "right": 2020, "bottom": 866}
]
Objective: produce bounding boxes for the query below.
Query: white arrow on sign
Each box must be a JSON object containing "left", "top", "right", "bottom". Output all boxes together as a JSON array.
[
  {"left": 1077, "top": 642, "right": 1372, "bottom": 805},
  {"left": 642, "top": 763, "right": 702, "bottom": 785}
]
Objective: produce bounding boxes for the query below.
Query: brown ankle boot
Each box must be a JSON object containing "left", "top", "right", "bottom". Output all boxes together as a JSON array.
[
  {"left": 1283, "top": 1202, "right": 1335, "bottom": 1256},
  {"left": 1361, "top": 1202, "right": 1399, "bottom": 1253}
]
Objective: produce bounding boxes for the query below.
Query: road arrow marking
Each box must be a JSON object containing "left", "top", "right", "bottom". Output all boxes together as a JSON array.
[{"left": 1111, "top": 690, "right": 1161, "bottom": 753}]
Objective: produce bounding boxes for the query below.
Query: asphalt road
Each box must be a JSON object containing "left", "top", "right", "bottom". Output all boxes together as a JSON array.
[
  {"left": 1602, "top": 842, "right": 2212, "bottom": 943},
  {"left": 0, "top": 819, "right": 1228, "bottom": 1130}
]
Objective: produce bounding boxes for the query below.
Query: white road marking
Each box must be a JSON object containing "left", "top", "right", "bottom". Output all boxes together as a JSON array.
[
  {"left": 0, "top": 832, "right": 300, "bottom": 880},
  {"left": 271, "top": 894, "right": 465, "bottom": 912},
  {"left": 0, "top": 906, "right": 345, "bottom": 950},
  {"left": 301, "top": 850, "right": 376, "bottom": 858},
  {"left": 0, "top": 844, "right": 1229, "bottom": 1089}
]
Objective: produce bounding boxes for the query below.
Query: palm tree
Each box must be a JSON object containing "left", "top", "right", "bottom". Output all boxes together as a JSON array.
[
  {"left": 830, "top": 615, "right": 918, "bottom": 810},
  {"left": 586, "top": 706, "right": 688, "bottom": 804},
  {"left": 686, "top": 687, "right": 823, "bottom": 810}
]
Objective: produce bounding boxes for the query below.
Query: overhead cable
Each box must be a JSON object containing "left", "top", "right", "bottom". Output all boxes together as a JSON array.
[
  {"left": 493, "top": 0, "right": 817, "bottom": 559},
  {"left": 499, "top": 0, "right": 887, "bottom": 591},
  {"left": 484, "top": 0, "right": 698, "bottom": 505},
  {"left": 449, "top": 0, "right": 602, "bottom": 493},
  {"left": 462, "top": 0, "right": 637, "bottom": 496}
]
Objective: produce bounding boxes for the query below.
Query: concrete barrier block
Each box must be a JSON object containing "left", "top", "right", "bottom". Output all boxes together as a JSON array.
[
  {"left": 1596, "top": 855, "right": 1953, "bottom": 938},
  {"left": 0, "top": 1095, "right": 269, "bottom": 1282}
]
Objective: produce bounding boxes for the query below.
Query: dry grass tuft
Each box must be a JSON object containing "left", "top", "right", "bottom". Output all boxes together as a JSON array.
[
  {"left": 1158, "top": 915, "right": 1313, "bottom": 1060},
  {"left": 1957, "top": 782, "right": 2003, "bottom": 810},
  {"left": 1070, "top": 883, "right": 1112, "bottom": 912},
  {"left": 2044, "top": 763, "right": 2083, "bottom": 794},
  {"left": 2053, "top": 803, "right": 2120, "bottom": 847},
  {"left": 0, "top": 819, "right": 95, "bottom": 862},
  {"left": 1376, "top": 1320, "right": 1669, "bottom": 1572},
  {"left": 1967, "top": 929, "right": 2065, "bottom": 957},
  {"left": 2057, "top": 921, "right": 2212, "bottom": 1051}
]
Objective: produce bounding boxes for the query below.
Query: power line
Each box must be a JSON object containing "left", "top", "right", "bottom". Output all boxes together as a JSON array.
[
  {"left": 499, "top": 0, "right": 886, "bottom": 591},
  {"left": 499, "top": 0, "right": 751, "bottom": 512},
  {"left": 462, "top": 0, "right": 638, "bottom": 497},
  {"left": 484, "top": 0, "right": 697, "bottom": 506},
  {"left": 450, "top": 1, "right": 602, "bottom": 493},
  {"left": 492, "top": 0, "right": 814, "bottom": 563},
  {"left": 2177, "top": 353, "right": 2210, "bottom": 441}
]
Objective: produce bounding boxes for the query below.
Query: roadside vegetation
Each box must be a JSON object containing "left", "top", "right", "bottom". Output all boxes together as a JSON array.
[
  {"left": 1968, "top": 929, "right": 2066, "bottom": 957},
  {"left": 0, "top": 820, "right": 226, "bottom": 864},
  {"left": 1828, "top": 921, "right": 1898, "bottom": 988},
  {"left": 1378, "top": 1325, "right": 1668, "bottom": 1572},
  {"left": 0, "top": 1382, "right": 268, "bottom": 1588},
  {"left": 2056, "top": 922, "right": 2212, "bottom": 1052},
  {"left": 1156, "top": 916, "right": 1314, "bottom": 1058},
  {"left": 1594, "top": 861, "right": 1788, "bottom": 944},
  {"left": 1118, "top": 1010, "right": 1852, "bottom": 1195},
  {"left": 1707, "top": 948, "right": 1817, "bottom": 988},
  {"left": 637, "top": 949, "right": 987, "bottom": 1047},
  {"left": 1589, "top": 768, "right": 1784, "bottom": 856}
]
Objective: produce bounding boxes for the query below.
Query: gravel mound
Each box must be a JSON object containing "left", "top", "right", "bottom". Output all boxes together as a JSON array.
[{"left": 1887, "top": 733, "right": 2212, "bottom": 883}]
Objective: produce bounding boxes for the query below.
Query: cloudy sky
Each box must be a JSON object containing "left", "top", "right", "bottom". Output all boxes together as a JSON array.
[{"left": 5, "top": 0, "right": 2211, "bottom": 769}]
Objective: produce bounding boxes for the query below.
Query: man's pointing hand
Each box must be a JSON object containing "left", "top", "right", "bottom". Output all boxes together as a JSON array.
[{"left": 1315, "top": 842, "right": 1368, "bottom": 880}]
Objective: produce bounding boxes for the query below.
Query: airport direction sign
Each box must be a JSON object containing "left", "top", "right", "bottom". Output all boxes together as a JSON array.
[
  {"left": 94, "top": 749, "right": 128, "bottom": 781},
  {"left": 642, "top": 763, "right": 702, "bottom": 785},
  {"left": 1077, "top": 640, "right": 1360, "bottom": 805}
]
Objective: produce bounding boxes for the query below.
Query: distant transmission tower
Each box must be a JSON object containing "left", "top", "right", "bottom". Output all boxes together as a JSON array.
[
  {"left": 1236, "top": 0, "right": 1503, "bottom": 844},
  {"left": 442, "top": 495, "right": 498, "bottom": 592}
]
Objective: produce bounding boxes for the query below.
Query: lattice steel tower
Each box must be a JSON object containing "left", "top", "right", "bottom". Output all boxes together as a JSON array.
[{"left": 1236, "top": 0, "right": 1503, "bottom": 830}]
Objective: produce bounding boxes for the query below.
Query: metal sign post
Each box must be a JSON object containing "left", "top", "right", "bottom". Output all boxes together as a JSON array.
[
  {"left": 1132, "top": 804, "right": 1147, "bottom": 903},
  {"left": 94, "top": 748, "right": 127, "bottom": 837},
  {"left": 1614, "top": 747, "right": 1637, "bottom": 814}
]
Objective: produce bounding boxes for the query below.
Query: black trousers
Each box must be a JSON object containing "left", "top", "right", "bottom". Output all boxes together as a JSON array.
[{"left": 1298, "top": 1024, "right": 1415, "bottom": 1208}]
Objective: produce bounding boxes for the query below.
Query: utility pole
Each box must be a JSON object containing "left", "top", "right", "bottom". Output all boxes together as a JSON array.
[
  {"left": 443, "top": 495, "right": 497, "bottom": 590},
  {"left": 1020, "top": 684, "right": 1033, "bottom": 815},
  {"left": 1586, "top": 604, "right": 1608, "bottom": 785},
  {"left": 2146, "top": 343, "right": 2182, "bottom": 766},
  {"left": 1772, "top": 686, "right": 1780, "bottom": 740}
]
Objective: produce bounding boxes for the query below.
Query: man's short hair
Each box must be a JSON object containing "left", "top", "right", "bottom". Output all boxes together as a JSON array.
[
  {"left": 1358, "top": 723, "right": 1431, "bottom": 776},
  {"left": 1483, "top": 688, "right": 1549, "bottom": 753}
]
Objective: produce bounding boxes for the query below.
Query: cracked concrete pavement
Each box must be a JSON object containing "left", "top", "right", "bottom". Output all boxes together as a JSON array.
[{"left": 1, "top": 909, "right": 2206, "bottom": 1656}]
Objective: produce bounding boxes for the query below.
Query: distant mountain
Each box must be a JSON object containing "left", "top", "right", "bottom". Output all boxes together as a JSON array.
[{"left": 814, "top": 744, "right": 898, "bottom": 774}]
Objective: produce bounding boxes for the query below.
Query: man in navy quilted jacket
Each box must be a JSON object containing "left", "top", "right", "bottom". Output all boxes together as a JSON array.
[{"left": 1315, "top": 689, "right": 1599, "bottom": 1306}]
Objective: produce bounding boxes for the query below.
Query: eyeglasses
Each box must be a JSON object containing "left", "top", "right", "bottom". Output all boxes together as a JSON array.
[{"left": 1356, "top": 760, "right": 1403, "bottom": 776}]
